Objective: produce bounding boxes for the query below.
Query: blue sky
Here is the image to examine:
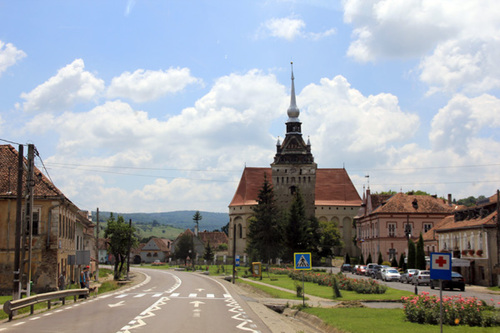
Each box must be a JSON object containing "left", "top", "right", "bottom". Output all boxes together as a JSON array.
[{"left": 1, "top": 0, "right": 499, "bottom": 213}]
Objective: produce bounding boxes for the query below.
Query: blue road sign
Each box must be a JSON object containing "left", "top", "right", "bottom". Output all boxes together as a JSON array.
[
  {"left": 294, "top": 252, "right": 311, "bottom": 270},
  {"left": 430, "top": 252, "right": 452, "bottom": 280},
  {"left": 235, "top": 255, "right": 240, "bottom": 267}
]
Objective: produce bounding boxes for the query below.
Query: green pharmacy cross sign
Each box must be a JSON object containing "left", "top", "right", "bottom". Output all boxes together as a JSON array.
[{"left": 294, "top": 252, "right": 311, "bottom": 270}]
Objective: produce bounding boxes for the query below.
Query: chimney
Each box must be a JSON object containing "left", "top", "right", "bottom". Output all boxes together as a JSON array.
[{"left": 448, "top": 194, "right": 452, "bottom": 206}]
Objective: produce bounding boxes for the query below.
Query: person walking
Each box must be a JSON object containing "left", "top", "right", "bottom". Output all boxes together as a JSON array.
[{"left": 58, "top": 271, "right": 66, "bottom": 290}]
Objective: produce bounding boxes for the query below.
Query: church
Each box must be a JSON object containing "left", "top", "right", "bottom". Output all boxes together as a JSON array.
[{"left": 228, "top": 65, "right": 362, "bottom": 261}]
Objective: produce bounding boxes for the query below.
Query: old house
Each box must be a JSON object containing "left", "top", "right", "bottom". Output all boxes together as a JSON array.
[
  {"left": 355, "top": 189, "right": 457, "bottom": 263},
  {"left": 171, "top": 228, "right": 228, "bottom": 264},
  {"left": 432, "top": 192, "right": 499, "bottom": 286},
  {"left": 0, "top": 144, "right": 92, "bottom": 294},
  {"left": 138, "top": 237, "right": 172, "bottom": 263}
]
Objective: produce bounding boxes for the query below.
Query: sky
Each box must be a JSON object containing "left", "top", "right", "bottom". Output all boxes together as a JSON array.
[{"left": 1, "top": 0, "right": 499, "bottom": 214}]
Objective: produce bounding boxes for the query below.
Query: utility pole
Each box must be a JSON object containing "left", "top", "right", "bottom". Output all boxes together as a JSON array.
[
  {"left": 12, "top": 144, "right": 23, "bottom": 300},
  {"left": 19, "top": 144, "right": 34, "bottom": 296},
  {"left": 232, "top": 222, "right": 236, "bottom": 284},
  {"left": 126, "top": 219, "right": 132, "bottom": 280},
  {"left": 95, "top": 208, "right": 100, "bottom": 281}
]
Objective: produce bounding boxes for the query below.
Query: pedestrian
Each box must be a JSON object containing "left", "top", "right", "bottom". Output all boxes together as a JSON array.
[
  {"left": 84, "top": 266, "right": 90, "bottom": 288},
  {"left": 58, "top": 271, "right": 66, "bottom": 290}
]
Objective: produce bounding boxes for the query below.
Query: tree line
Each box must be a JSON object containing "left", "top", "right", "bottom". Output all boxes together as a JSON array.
[{"left": 246, "top": 175, "right": 342, "bottom": 266}]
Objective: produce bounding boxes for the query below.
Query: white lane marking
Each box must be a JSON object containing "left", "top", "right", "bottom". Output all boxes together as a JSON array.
[
  {"left": 133, "top": 294, "right": 146, "bottom": 298},
  {"left": 109, "top": 301, "right": 125, "bottom": 308},
  {"left": 116, "top": 294, "right": 128, "bottom": 298},
  {"left": 170, "top": 293, "right": 180, "bottom": 297},
  {"left": 117, "top": 296, "right": 170, "bottom": 333},
  {"left": 13, "top": 322, "right": 26, "bottom": 327},
  {"left": 207, "top": 294, "right": 215, "bottom": 298},
  {"left": 29, "top": 316, "right": 41, "bottom": 321},
  {"left": 152, "top": 293, "right": 163, "bottom": 297},
  {"left": 188, "top": 293, "right": 197, "bottom": 298},
  {"left": 190, "top": 301, "right": 205, "bottom": 308}
]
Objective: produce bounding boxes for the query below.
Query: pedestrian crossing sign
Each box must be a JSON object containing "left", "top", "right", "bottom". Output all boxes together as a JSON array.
[{"left": 294, "top": 252, "right": 311, "bottom": 270}]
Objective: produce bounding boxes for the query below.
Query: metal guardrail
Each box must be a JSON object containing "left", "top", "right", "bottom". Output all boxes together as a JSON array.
[{"left": 3, "top": 288, "right": 89, "bottom": 321}]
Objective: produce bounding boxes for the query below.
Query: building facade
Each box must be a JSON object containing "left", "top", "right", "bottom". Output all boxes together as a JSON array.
[
  {"left": 0, "top": 144, "right": 93, "bottom": 295},
  {"left": 432, "top": 193, "right": 499, "bottom": 286},
  {"left": 355, "top": 189, "right": 457, "bottom": 264}
]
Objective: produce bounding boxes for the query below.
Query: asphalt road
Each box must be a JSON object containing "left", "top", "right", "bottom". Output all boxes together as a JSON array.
[{"left": 0, "top": 268, "right": 271, "bottom": 333}]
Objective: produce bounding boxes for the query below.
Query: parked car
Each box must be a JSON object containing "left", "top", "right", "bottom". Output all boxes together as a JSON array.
[
  {"left": 356, "top": 265, "right": 367, "bottom": 275},
  {"left": 340, "top": 264, "right": 352, "bottom": 273},
  {"left": 366, "top": 263, "right": 379, "bottom": 277},
  {"left": 412, "top": 270, "right": 431, "bottom": 286},
  {"left": 430, "top": 271, "right": 465, "bottom": 291},
  {"left": 382, "top": 268, "right": 401, "bottom": 282},
  {"left": 400, "top": 269, "right": 419, "bottom": 283},
  {"left": 374, "top": 265, "right": 389, "bottom": 279},
  {"left": 353, "top": 265, "right": 359, "bottom": 274}
]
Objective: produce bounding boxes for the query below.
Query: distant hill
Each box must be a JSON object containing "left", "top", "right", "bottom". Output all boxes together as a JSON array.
[{"left": 92, "top": 210, "right": 229, "bottom": 231}]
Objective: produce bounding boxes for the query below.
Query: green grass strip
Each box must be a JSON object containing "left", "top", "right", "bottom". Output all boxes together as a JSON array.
[
  {"left": 304, "top": 308, "right": 500, "bottom": 333},
  {"left": 238, "top": 279, "right": 306, "bottom": 300}
]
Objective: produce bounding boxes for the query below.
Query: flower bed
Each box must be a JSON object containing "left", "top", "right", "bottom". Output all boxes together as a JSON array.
[
  {"left": 269, "top": 268, "right": 387, "bottom": 294},
  {"left": 402, "top": 292, "right": 499, "bottom": 327}
]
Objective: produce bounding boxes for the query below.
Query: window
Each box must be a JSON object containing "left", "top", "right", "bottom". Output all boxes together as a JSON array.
[
  {"left": 389, "top": 248, "right": 396, "bottom": 261},
  {"left": 388, "top": 223, "right": 396, "bottom": 237},
  {"left": 238, "top": 224, "right": 243, "bottom": 239},
  {"left": 424, "top": 223, "right": 433, "bottom": 233}
]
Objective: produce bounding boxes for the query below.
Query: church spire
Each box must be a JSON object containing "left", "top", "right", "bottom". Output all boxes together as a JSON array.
[{"left": 287, "top": 62, "right": 300, "bottom": 122}]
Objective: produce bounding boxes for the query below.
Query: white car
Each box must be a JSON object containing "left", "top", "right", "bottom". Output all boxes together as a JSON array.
[{"left": 382, "top": 268, "right": 400, "bottom": 282}]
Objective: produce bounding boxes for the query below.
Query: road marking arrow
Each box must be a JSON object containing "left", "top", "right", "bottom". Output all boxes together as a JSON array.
[
  {"left": 190, "top": 301, "right": 205, "bottom": 308},
  {"left": 196, "top": 288, "right": 205, "bottom": 292},
  {"left": 108, "top": 301, "right": 125, "bottom": 308}
]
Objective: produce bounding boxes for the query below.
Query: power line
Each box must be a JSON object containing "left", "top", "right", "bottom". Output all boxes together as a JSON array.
[
  {"left": 348, "top": 163, "right": 500, "bottom": 172},
  {"left": 0, "top": 138, "right": 23, "bottom": 146},
  {"left": 42, "top": 162, "right": 242, "bottom": 173}
]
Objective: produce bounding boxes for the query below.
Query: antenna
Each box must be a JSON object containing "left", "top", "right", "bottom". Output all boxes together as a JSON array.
[{"left": 365, "top": 174, "right": 370, "bottom": 189}]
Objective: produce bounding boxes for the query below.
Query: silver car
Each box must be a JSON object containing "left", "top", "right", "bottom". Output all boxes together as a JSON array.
[
  {"left": 382, "top": 268, "right": 401, "bottom": 282},
  {"left": 412, "top": 270, "right": 430, "bottom": 286}
]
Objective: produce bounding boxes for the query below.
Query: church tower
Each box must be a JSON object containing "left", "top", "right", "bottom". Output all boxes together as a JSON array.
[{"left": 271, "top": 63, "right": 317, "bottom": 218}]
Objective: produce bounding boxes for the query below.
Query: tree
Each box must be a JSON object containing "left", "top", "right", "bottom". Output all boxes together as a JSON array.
[
  {"left": 193, "top": 211, "right": 202, "bottom": 230},
  {"left": 317, "top": 220, "right": 342, "bottom": 261},
  {"left": 359, "top": 254, "right": 365, "bottom": 266},
  {"left": 377, "top": 252, "right": 383, "bottom": 265},
  {"left": 366, "top": 253, "right": 373, "bottom": 264},
  {"left": 390, "top": 256, "right": 398, "bottom": 267},
  {"left": 399, "top": 252, "right": 406, "bottom": 271},
  {"left": 407, "top": 239, "right": 416, "bottom": 269},
  {"left": 203, "top": 241, "right": 214, "bottom": 263},
  {"left": 174, "top": 233, "right": 194, "bottom": 265},
  {"left": 283, "top": 188, "right": 309, "bottom": 261},
  {"left": 221, "top": 222, "right": 229, "bottom": 235},
  {"left": 246, "top": 174, "right": 283, "bottom": 263},
  {"left": 416, "top": 233, "right": 426, "bottom": 270},
  {"left": 345, "top": 253, "right": 351, "bottom": 265},
  {"left": 104, "top": 214, "right": 138, "bottom": 280}
]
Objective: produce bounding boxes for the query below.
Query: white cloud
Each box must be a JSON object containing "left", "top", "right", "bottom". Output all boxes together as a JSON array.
[
  {"left": 107, "top": 67, "right": 202, "bottom": 103},
  {"left": 300, "top": 75, "right": 419, "bottom": 161},
  {"left": 0, "top": 40, "right": 26, "bottom": 76},
  {"left": 259, "top": 17, "right": 335, "bottom": 41},
  {"left": 20, "top": 59, "right": 105, "bottom": 113},
  {"left": 430, "top": 94, "right": 500, "bottom": 154},
  {"left": 342, "top": 0, "right": 500, "bottom": 94}
]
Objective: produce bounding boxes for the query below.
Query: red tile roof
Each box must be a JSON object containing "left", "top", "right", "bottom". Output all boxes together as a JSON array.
[
  {"left": 436, "top": 211, "right": 497, "bottom": 232},
  {"left": 0, "top": 144, "right": 65, "bottom": 199},
  {"left": 371, "top": 192, "right": 456, "bottom": 214},
  {"left": 229, "top": 167, "right": 361, "bottom": 207},
  {"left": 197, "top": 231, "right": 228, "bottom": 247}
]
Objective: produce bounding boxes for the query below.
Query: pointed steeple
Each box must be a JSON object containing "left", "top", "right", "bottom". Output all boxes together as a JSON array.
[{"left": 287, "top": 62, "right": 300, "bottom": 122}]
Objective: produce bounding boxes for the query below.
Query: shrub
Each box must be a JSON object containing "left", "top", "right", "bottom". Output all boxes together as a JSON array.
[{"left": 401, "top": 292, "right": 499, "bottom": 327}]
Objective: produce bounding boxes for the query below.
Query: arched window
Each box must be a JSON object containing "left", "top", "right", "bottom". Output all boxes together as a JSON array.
[{"left": 238, "top": 224, "right": 243, "bottom": 238}]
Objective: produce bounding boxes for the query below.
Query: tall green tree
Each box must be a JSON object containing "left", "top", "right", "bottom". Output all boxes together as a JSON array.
[
  {"left": 193, "top": 211, "right": 202, "bottom": 230},
  {"left": 246, "top": 174, "right": 283, "bottom": 263},
  {"left": 104, "top": 214, "right": 138, "bottom": 280},
  {"left": 407, "top": 239, "right": 416, "bottom": 269},
  {"left": 366, "top": 253, "right": 373, "bottom": 264},
  {"left": 416, "top": 233, "right": 426, "bottom": 270},
  {"left": 345, "top": 253, "right": 351, "bottom": 264},
  {"left": 174, "top": 233, "right": 194, "bottom": 265},
  {"left": 377, "top": 252, "right": 383, "bottom": 265},
  {"left": 283, "top": 188, "right": 309, "bottom": 261},
  {"left": 399, "top": 252, "right": 406, "bottom": 270},
  {"left": 203, "top": 241, "right": 214, "bottom": 263},
  {"left": 359, "top": 254, "right": 365, "bottom": 265}
]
